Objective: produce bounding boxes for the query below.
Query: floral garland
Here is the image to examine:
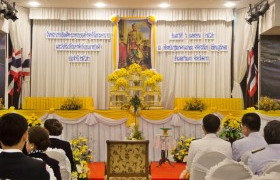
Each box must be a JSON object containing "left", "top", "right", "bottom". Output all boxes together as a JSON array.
[
  {"left": 115, "top": 77, "right": 129, "bottom": 89},
  {"left": 171, "top": 136, "right": 195, "bottom": 163},
  {"left": 219, "top": 114, "right": 242, "bottom": 143},
  {"left": 60, "top": 97, "right": 83, "bottom": 110},
  {"left": 25, "top": 114, "right": 42, "bottom": 127},
  {"left": 257, "top": 96, "right": 280, "bottom": 111},
  {"left": 128, "top": 63, "right": 142, "bottom": 74},
  {"left": 183, "top": 98, "right": 206, "bottom": 111},
  {"left": 70, "top": 137, "right": 92, "bottom": 180},
  {"left": 141, "top": 69, "right": 155, "bottom": 78}
]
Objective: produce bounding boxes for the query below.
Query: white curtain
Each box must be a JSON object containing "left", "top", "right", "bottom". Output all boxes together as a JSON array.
[
  {"left": 8, "top": 7, "right": 31, "bottom": 105},
  {"left": 29, "top": 8, "right": 233, "bottom": 22},
  {"left": 31, "top": 20, "right": 113, "bottom": 109},
  {"left": 31, "top": 9, "right": 233, "bottom": 109},
  {"left": 259, "top": 0, "right": 276, "bottom": 34},
  {"left": 231, "top": 8, "right": 257, "bottom": 100},
  {"left": 156, "top": 20, "right": 232, "bottom": 109}
]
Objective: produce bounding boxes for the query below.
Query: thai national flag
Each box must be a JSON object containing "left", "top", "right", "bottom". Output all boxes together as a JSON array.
[
  {"left": 8, "top": 49, "right": 22, "bottom": 96},
  {"left": 22, "top": 52, "right": 30, "bottom": 77},
  {"left": 247, "top": 48, "right": 258, "bottom": 97}
]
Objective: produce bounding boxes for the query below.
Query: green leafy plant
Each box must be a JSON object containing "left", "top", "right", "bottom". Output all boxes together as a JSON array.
[
  {"left": 183, "top": 98, "right": 206, "bottom": 111},
  {"left": 60, "top": 97, "right": 82, "bottom": 110},
  {"left": 130, "top": 95, "right": 142, "bottom": 112}
]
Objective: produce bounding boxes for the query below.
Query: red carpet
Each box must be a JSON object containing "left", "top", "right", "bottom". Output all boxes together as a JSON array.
[{"left": 88, "top": 162, "right": 186, "bottom": 180}]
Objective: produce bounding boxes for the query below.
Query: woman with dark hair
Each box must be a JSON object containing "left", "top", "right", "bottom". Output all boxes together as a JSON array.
[
  {"left": 44, "top": 119, "right": 75, "bottom": 171},
  {"left": 26, "top": 126, "right": 61, "bottom": 180}
]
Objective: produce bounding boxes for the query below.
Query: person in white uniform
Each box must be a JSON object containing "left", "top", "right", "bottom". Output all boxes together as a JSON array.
[
  {"left": 232, "top": 113, "right": 267, "bottom": 162},
  {"left": 248, "top": 120, "right": 280, "bottom": 175},
  {"left": 187, "top": 114, "right": 232, "bottom": 172}
]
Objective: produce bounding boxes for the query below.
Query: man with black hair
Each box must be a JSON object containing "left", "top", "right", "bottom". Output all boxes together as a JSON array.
[
  {"left": 248, "top": 120, "right": 280, "bottom": 175},
  {"left": 232, "top": 113, "right": 267, "bottom": 161},
  {"left": 0, "top": 113, "right": 50, "bottom": 179},
  {"left": 187, "top": 114, "right": 232, "bottom": 171}
]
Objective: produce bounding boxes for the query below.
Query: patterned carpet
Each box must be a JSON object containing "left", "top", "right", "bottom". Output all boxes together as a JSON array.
[{"left": 88, "top": 162, "right": 186, "bottom": 180}]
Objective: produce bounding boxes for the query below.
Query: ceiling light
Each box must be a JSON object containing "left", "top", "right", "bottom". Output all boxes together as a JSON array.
[
  {"left": 95, "top": 2, "right": 106, "bottom": 8},
  {"left": 224, "top": 2, "right": 235, "bottom": 8},
  {"left": 28, "top": 1, "right": 40, "bottom": 7},
  {"left": 159, "top": 3, "right": 170, "bottom": 8}
]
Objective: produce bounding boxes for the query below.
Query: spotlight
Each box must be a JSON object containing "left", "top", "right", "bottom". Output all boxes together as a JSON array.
[
  {"left": 245, "top": 16, "right": 255, "bottom": 25},
  {"left": 258, "top": 1, "right": 269, "bottom": 16},
  {"left": 245, "top": 1, "right": 269, "bottom": 25},
  {"left": 0, "top": 0, "right": 18, "bottom": 21}
]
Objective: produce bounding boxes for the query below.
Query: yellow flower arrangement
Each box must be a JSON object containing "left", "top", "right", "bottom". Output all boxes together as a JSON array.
[
  {"left": 141, "top": 69, "right": 155, "bottom": 78},
  {"left": 108, "top": 73, "right": 119, "bottom": 82},
  {"left": 171, "top": 136, "right": 195, "bottom": 163},
  {"left": 25, "top": 113, "right": 42, "bottom": 127},
  {"left": 128, "top": 63, "right": 142, "bottom": 74},
  {"left": 0, "top": 98, "right": 4, "bottom": 109},
  {"left": 184, "top": 98, "right": 206, "bottom": 111},
  {"left": 219, "top": 114, "right": 242, "bottom": 143},
  {"left": 144, "top": 77, "right": 156, "bottom": 87},
  {"left": 60, "top": 97, "right": 83, "bottom": 110},
  {"left": 152, "top": 74, "right": 163, "bottom": 82},
  {"left": 115, "top": 68, "right": 129, "bottom": 77},
  {"left": 115, "top": 77, "right": 128, "bottom": 89},
  {"left": 258, "top": 96, "right": 280, "bottom": 111},
  {"left": 70, "top": 137, "right": 92, "bottom": 180}
]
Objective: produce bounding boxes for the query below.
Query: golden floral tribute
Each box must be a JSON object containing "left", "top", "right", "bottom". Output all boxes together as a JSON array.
[
  {"left": 171, "top": 136, "right": 195, "bottom": 163},
  {"left": 70, "top": 137, "right": 92, "bottom": 180}
]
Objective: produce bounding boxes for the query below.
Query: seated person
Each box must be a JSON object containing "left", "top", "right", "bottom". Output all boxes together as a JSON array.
[
  {"left": 0, "top": 113, "right": 50, "bottom": 179},
  {"left": 44, "top": 118, "right": 75, "bottom": 171},
  {"left": 187, "top": 114, "right": 232, "bottom": 172},
  {"left": 232, "top": 113, "right": 267, "bottom": 161},
  {"left": 27, "top": 126, "right": 62, "bottom": 180},
  {"left": 248, "top": 120, "right": 280, "bottom": 175}
]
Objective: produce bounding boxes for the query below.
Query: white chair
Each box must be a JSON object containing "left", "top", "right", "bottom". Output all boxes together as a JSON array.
[
  {"left": 262, "top": 160, "right": 280, "bottom": 175},
  {"left": 240, "top": 151, "right": 252, "bottom": 165},
  {"left": 46, "top": 148, "right": 71, "bottom": 180},
  {"left": 205, "top": 159, "right": 253, "bottom": 180},
  {"left": 190, "top": 151, "right": 228, "bottom": 180},
  {"left": 250, "top": 172, "right": 280, "bottom": 180}
]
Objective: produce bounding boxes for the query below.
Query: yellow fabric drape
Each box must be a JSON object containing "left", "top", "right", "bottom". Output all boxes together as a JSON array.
[
  {"left": 174, "top": 98, "right": 243, "bottom": 110},
  {"left": 113, "top": 23, "right": 118, "bottom": 69},
  {"left": 1, "top": 109, "right": 280, "bottom": 125},
  {"left": 140, "top": 110, "right": 174, "bottom": 120},
  {"left": 94, "top": 110, "right": 128, "bottom": 120},
  {"left": 152, "top": 24, "right": 156, "bottom": 67},
  {"left": 22, "top": 97, "right": 94, "bottom": 110},
  {"left": 0, "top": 110, "right": 48, "bottom": 119}
]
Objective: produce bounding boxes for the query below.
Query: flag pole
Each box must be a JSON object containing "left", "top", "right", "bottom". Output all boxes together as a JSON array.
[{"left": 246, "top": 50, "right": 249, "bottom": 108}]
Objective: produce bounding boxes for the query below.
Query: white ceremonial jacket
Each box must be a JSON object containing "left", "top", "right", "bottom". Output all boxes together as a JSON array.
[
  {"left": 187, "top": 133, "right": 232, "bottom": 171},
  {"left": 232, "top": 132, "right": 267, "bottom": 161},
  {"left": 248, "top": 144, "right": 280, "bottom": 175}
]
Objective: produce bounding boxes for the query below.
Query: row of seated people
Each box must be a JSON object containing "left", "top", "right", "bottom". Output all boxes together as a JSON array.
[
  {"left": 181, "top": 113, "right": 280, "bottom": 180},
  {"left": 0, "top": 113, "right": 75, "bottom": 180}
]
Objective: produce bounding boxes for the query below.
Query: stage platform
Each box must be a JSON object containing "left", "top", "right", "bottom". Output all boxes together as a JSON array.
[{"left": 88, "top": 162, "right": 186, "bottom": 180}]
